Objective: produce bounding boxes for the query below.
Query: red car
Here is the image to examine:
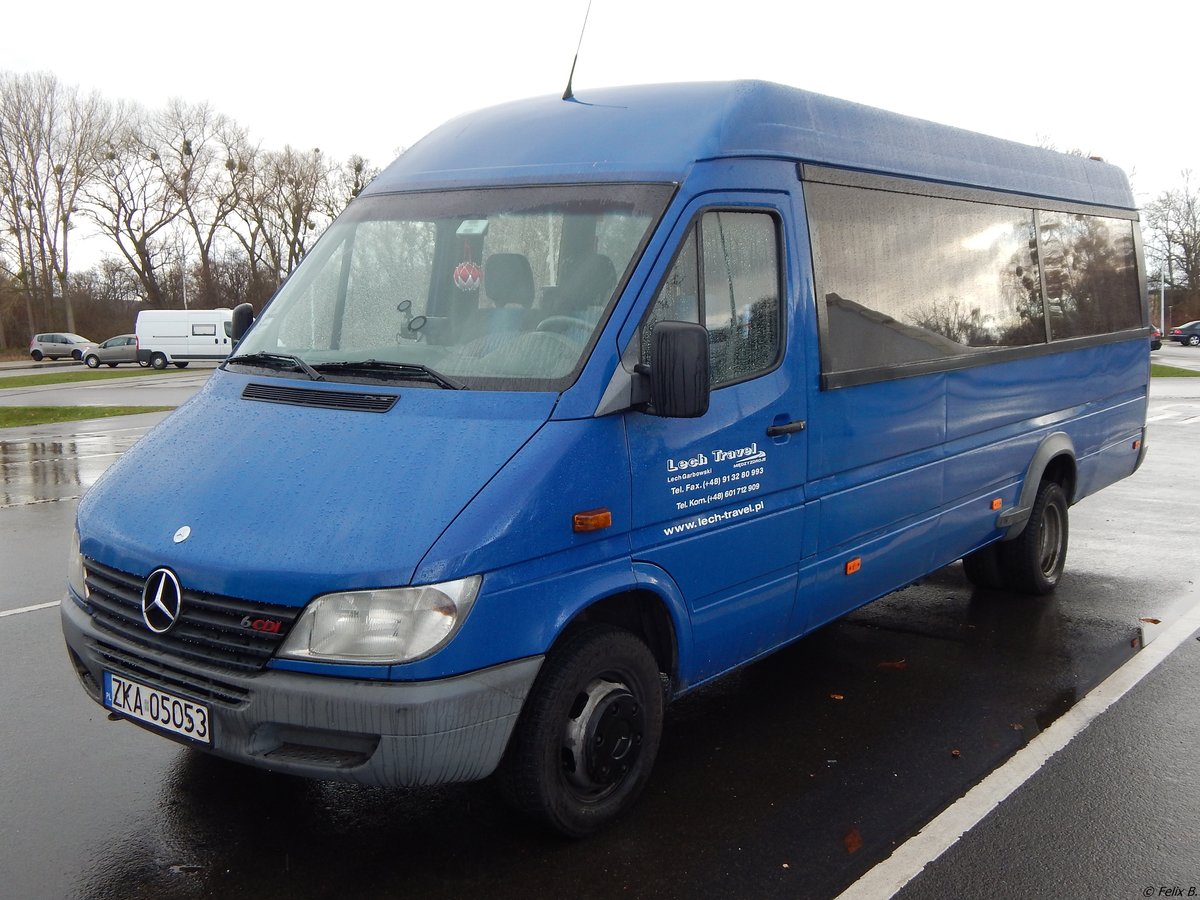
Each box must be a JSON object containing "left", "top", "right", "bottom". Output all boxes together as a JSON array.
[{"left": 1151, "top": 326, "right": 1162, "bottom": 350}]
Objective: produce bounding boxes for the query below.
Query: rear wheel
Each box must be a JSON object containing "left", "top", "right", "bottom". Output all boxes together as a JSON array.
[
  {"left": 962, "top": 542, "right": 1005, "bottom": 590},
  {"left": 1189, "top": 335, "right": 1200, "bottom": 347},
  {"left": 498, "top": 626, "right": 664, "bottom": 837},
  {"left": 106, "top": 363, "right": 117, "bottom": 368},
  {"left": 30, "top": 350, "right": 43, "bottom": 361},
  {"left": 1000, "top": 480, "right": 1068, "bottom": 595},
  {"left": 173, "top": 361, "right": 189, "bottom": 368},
  {"left": 150, "top": 353, "right": 168, "bottom": 370},
  {"left": 84, "top": 354, "right": 100, "bottom": 368},
  {"left": 71, "top": 349, "right": 83, "bottom": 360}
]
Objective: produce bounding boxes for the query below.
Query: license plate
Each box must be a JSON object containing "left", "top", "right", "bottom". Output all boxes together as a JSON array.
[{"left": 103, "top": 672, "right": 211, "bottom": 745}]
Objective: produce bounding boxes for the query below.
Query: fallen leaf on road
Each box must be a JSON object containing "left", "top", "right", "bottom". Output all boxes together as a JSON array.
[
  {"left": 1139, "top": 617, "right": 1162, "bottom": 625},
  {"left": 843, "top": 827, "right": 863, "bottom": 854},
  {"left": 830, "top": 693, "right": 845, "bottom": 701},
  {"left": 950, "top": 749, "right": 961, "bottom": 758},
  {"left": 877, "top": 659, "right": 907, "bottom": 670}
]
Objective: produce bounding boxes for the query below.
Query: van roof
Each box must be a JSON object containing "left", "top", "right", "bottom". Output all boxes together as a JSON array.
[{"left": 367, "top": 80, "right": 1134, "bottom": 211}]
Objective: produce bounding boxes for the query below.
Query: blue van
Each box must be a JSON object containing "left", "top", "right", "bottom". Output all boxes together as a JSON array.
[{"left": 61, "top": 81, "right": 1148, "bottom": 836}]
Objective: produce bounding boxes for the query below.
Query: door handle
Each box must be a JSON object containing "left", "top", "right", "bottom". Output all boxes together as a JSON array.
[{"left": 766, "top": 420, "right": 806, "bottom": 437}]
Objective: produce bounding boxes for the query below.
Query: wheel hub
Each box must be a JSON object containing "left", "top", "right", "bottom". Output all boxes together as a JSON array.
[{"left": 563, "top": 678, "right": 644, "bottom": 793}]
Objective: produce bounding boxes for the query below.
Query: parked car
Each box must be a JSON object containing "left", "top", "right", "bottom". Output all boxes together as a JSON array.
[
  {"left": 83, "top": 334, "right": 145, "bottom": 368},
  {"left": 1168, "top": 321, "right": 1200, "bottom": 346},
  {"left": 1151, "top": 326, "right": 1162, "bottom": 351},
  {"left": 29, "top": 332, "right": 98, "bottom": 361}
]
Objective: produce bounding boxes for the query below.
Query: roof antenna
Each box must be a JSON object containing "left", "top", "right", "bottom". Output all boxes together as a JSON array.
[{"left": 563, "top": 0, "right": 594, "bottom": 101}]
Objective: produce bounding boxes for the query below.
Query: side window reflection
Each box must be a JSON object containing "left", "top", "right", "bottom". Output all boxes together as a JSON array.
[{"left": 641, "top": 211, "right": 782, "bottom": 387}]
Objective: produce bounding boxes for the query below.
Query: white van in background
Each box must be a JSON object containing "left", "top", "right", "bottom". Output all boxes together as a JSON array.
[{"left": 134, "top": 309, "right": 234, "bottom": 369}]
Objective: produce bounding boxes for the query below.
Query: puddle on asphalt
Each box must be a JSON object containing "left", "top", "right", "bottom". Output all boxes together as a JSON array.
[{"left": 0, "top": 427, "right": 150, "bottom": 507}]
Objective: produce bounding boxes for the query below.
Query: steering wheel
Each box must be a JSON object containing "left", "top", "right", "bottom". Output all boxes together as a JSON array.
[{"left": 536, "top": 316, "right": 591, "bottom": 336}]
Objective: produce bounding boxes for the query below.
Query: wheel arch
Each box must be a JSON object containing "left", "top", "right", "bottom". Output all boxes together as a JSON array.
[
  {"left": 557, "top": 590, "right": 677, "bottom": 690},
  {"left": 551, "top": 570, "right": 690, "bottom": 696},
  {"left": 999, "top": 431, "right": 1077, "bottom": 540}
]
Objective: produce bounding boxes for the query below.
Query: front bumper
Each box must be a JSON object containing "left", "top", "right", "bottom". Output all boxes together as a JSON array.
[{"left": 61, "top": 597, "right": 542, "bottom": 786}]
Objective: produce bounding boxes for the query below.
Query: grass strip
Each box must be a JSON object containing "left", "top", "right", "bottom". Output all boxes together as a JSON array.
[
  {"left": 0, "top": 368, "right": 189, "bottom": 389},
  {"left": 1151, "top": 363, "right": 1200, "bottom": 378},
  {"left": 0, "top": 406, "right": 175, "bottom": 429}
]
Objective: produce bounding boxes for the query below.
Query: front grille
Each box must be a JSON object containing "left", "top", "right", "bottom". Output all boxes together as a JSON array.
[
  {"left": 89, "top": 637, "right": 250, "bottom": 706},
  {"left": 83, "top": 559, "right": 301, "bottom": 674}
]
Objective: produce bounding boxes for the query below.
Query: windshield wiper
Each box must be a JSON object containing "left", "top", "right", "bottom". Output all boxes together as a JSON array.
[
  {"left": 313, "top": 360, "right": 466, "bottom": 390},
  {"left": 226, "top": 352, "right": 324, "bottom": 381}
]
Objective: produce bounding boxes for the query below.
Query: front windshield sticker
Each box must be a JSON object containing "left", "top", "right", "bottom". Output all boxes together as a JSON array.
[
  {"left": 665, "top": 441, "right": 768, "bottom": 514},
  {"left": 455, "top": 219, "right": 489, "bottom": 235}
]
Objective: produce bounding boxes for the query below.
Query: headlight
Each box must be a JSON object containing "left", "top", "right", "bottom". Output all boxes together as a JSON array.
[
  {"left": 277, "top": 575, "right": 482, "bottom": 664},
  {"left": 67, "top": 529, "right": 88, "bottom": 601}
]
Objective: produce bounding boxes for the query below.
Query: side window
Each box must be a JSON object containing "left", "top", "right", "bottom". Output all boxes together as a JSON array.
[
  {"left": 1039, "top": 211, "right": 1140, "bottom": 340},
  {"left": 641, "top": 210, "right": 782, "bottom": 387},
  {"left": 192, "top": 324, "right": 217, "bottom": 337},
  {"left": 808, "top": 182, "right": 1046, "bottom": 376}
]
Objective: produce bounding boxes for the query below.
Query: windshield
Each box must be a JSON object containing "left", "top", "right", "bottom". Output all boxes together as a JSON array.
[{"left": 232, "top": 184, "right": 673, "bottom": 390}]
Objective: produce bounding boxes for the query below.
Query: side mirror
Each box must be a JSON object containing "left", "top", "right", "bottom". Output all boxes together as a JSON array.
[
  {"left": 649, "top": 321, "right": 710, "bottom": 418},
  {"left": 231, "top": 303, "right": 255, "bottom": 344}
]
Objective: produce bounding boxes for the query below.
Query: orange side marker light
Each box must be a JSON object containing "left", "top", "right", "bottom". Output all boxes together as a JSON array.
[
  {"left": 991, "top": 498, "right": 1003, "bottom": 511},
  {"left": 573, "top": 508, "right": 613, "bottom": 533},
  {"left": 845, "top": 558, "right": 862, "bottom": 576}
]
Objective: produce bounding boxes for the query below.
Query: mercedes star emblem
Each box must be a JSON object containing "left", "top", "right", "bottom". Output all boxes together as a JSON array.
[{"left": 141, "top": 568, "right": 183, "bottom": 634}]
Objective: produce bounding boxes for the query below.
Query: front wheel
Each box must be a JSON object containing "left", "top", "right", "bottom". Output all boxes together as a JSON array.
[
  {"left": 498, "top": 626, "right": 664, "bottom": 837},
  {"left": 173, "top": 361, "right": 189, "bottom": 368},
  {"left": 1000, "top": 480, "right": 1069, "bottom": 595},
  {"left": 150, "top": 353, "right": 168, "bottom": 370},
  {"left": 84, "top": 355, "right": 100, "bottom": 369}
]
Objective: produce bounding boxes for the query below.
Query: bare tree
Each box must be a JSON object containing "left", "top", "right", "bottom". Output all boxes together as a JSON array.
[
  {"left": 322, "top": 154, "right": 380, "bottom": 220},
  {"left": 82, "top": 105, "right": 179, "bottom": 307},
  {"left": 157, "top": 100, "right": 252, "bottom": 307},
  {"left": 254, "top": 146, "right": 334, "bottom": 281},
  {"left": 0, "top": 71, "right": 114, "bottom": 333},
  {"left": 1143, "top": 173, "right": 1200, "bottom": 290}
]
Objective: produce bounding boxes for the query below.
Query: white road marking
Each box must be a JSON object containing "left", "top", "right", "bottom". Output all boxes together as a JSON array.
[
  {"left": 836, "top": 587, "right": 1200, "bottom": 900},
  {"left": 0, "top": 601, "right": 60, "bottom": 619}
]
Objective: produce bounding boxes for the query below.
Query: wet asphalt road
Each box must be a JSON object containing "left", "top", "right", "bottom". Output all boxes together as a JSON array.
[{"left": 0, "top": 369, "right": 1198, "bottom": 900}]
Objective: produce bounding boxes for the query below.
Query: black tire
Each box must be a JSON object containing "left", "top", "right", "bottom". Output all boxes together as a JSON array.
[
  {"left": 84, "top": 354, "right": 100, "bottom": 368},
  {"left": 30, "top": 350, "right": 43, "bottom": 362},
  {"left": 962, "top": 542, "right": 1005, "bottom": 590},
  {"left": 71, "top": 349, "right": 83, "bottom": 360},
  {"left": 173, "top": 361, "right": 189, "bottom": 368},
  {"left": 106, "top": 363, "right": 117, "bottom": 368},
  {"left": 999, "top": 480, "right": 1068, "bottom": 595},
  {"left": 498, "top": 625, "right": 664, "bottom": 838},
  {"left": 1189, "top": 335, "right": 1200, "bottom": 347},
  {"left": 150, "top": 353, "right": 168, "bottom": 370}
]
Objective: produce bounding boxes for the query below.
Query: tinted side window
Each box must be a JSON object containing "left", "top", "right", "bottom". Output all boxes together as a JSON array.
[
  {"left": 808, "top": 182, "right": 1045, "bottom": 376},
  {"left": 641, "top": 210, "right": 781, "bottom": 387},
  {"left": 192, "top": 324, "right": 217, "bottom": 336},
  {"left": 1039, "top": 212, "right": 1140, "bottom": 340}
]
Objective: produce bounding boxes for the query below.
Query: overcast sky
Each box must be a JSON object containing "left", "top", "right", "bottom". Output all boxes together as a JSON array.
[{"left": 7, "top": 0, "right": 1194, "bottom": 211}]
